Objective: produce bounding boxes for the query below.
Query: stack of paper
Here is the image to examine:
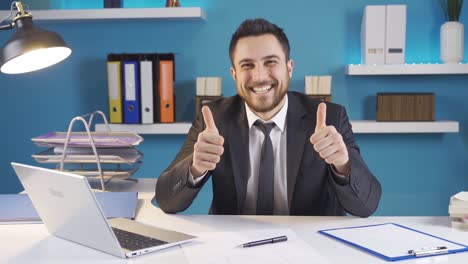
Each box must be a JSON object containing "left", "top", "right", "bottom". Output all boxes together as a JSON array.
[{"left": 449, "top": 191, "right": 468, "bottom": 230}]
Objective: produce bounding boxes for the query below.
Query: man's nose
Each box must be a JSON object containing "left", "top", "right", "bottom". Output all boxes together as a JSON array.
[{"left": 251, "top": 65, "right": 268, "bottom": 82}]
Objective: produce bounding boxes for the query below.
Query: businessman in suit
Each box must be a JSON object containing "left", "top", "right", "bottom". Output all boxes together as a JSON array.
[{"left": 155, "top": 18, "right": 381, "bottom": 216}]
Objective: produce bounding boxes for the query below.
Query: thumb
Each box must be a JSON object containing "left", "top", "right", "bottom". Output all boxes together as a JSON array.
[
  {"left": 315, "top": 102, "right": 327, "bottom": 131},
  {"left": 202, "top": 106, "right": 219, "bottom": 134}
]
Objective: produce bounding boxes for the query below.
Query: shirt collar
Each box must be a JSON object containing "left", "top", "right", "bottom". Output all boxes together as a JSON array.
[{"left": 245, "top": 94, "right": 288, "bottom": 132}]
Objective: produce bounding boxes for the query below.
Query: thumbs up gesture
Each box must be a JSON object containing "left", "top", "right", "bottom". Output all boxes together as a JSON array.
[
  {"left": 191, "top": 106, "right": 225, "bottom": 178},
  {"left": 310, "top": 103, "right": 350, "bottom": 175}
]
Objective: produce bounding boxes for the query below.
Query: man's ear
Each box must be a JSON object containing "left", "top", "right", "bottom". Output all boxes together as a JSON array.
[
  {"left": 287, "top": 59, "right": 294, "bottom": 78},
  {"left": 230, "top": 67, "right": 237, "bottom": 81}
]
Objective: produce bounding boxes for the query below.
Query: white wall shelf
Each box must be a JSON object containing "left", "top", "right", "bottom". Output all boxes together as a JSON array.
[
  {"left": 346, "top": 63, "right": 468, "bottom": 75},
  {"left": 95, "top": 120, "right": 459, "bottom": 134},
  {"left": 350, "top": 120, "right": 459, "bottom": 133},
  {"left": 0, "top": 7, "right": 206, "bottom": 22}
]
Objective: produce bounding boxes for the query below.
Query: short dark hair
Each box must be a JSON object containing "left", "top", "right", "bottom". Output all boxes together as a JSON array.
[{"left": 229, "top": 18, "right": 290, "bottom": 66}]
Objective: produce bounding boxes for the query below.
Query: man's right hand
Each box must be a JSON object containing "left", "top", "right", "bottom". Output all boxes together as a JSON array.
[{"left": 191, "top": 106, "right": 225, "bottom": 178}]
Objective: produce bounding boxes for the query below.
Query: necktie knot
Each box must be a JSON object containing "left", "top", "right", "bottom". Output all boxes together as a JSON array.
[{"left": 254, "top": 120, "right": 275, "bottom": 136}]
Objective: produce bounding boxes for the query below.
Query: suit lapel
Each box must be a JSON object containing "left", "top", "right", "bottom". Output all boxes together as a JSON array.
[
  {"left": 286, "top": 93, "right": 308, "bottom": 209},
  {"left": 228, "top": 102, "right": 249, "bottom": 213}
]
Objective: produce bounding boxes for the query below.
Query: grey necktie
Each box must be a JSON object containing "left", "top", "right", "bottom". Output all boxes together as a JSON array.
[{"left": 254, "top": 120, "right": 275, "bottom": 215}]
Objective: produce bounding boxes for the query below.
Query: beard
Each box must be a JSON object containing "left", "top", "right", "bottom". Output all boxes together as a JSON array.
[{"left": 240, "top": 78, "right": 289, "bottom": 114}]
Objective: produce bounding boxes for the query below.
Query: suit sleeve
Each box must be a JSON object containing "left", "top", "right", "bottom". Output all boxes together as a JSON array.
[
  {"left": 155, "top": 113, "right": 211, "bottom": 214},
  {"left": 329, "top": 106, "right": 382, "bottom": 217}
]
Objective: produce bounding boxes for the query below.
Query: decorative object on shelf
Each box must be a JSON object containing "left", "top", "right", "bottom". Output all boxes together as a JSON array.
[
  {"left": 376, "top": 93, "right": 435, "bottom": 121},
  {"left": 166, "top": 0, "right": 180, "bottom": 7},
  {"left": 360, "top": 5, "right": 406, "bottom": 65},
  {"left": 439, "top": 0, "right": 464, "bottom": 63},
  {"left": 384, "top": 5, "right": 406, "bottom": 64},
  {"left": 104, "top": 0, "right": 121, "bottom": 8},
  {"left": 0, "top": 1, "right": 71, "bottom": 74},
  {"left": 304, "top": 75, "right": 332, "bottom": 102},
  {"left": 196, "top": 77, "right": 222, "bottom": 118}
]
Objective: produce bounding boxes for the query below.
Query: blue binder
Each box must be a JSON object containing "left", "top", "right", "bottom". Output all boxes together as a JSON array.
[
  {"left": 122, "top": 55, "right": 141, "bottom": 124},
  {"left": 319, "top": 223, "right": 468, "bottom": 261},
  {"left": 0, "top": 192, "right": 138, "bottom": 222}
]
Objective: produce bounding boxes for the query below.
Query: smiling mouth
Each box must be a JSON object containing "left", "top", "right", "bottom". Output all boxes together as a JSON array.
[{"left": 251, "top": 85, "right": 273, "bottom": 94}]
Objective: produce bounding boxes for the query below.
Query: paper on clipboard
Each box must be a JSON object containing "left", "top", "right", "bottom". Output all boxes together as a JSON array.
[{"left": 319, "top": 223, "right": 468, "bottom": 261}]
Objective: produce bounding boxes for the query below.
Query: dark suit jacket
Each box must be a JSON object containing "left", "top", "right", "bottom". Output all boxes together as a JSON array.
[{"left": 155, "top": 92, "right": 381, "bottom": 217}]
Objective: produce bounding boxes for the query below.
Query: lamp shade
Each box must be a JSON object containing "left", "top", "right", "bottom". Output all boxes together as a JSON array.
[{"left": 0, "top": 17, "right": 71, "bottom": 74}]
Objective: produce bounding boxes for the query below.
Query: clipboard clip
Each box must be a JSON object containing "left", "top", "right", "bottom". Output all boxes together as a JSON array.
[{"left": 408, "top": 246, "right": 448, "bottom": 257}]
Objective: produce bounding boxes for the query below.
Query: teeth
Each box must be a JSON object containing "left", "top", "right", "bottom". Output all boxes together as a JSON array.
[{"left": 252, "top": 86, "right": 271, "bottom": 93}]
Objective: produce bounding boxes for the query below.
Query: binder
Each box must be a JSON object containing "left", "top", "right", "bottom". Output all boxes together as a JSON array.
[
  {"left": 104, "top": 0, "right": 121, "bottom": 8},
  {"left": 158, "top": 53, "right": 175, "bottom": 123},
  {"left": 140, "top": 54, "right": 154, "bottom": 124},
  {"left": 0, "top": 192, "right": 138, "bottom": 223},
  {"left": 319, "top": 223, "right": 468, "bottom": 261},
  {"left": 149, "top": 53, "right": 160, "bottom": 123},
  {"left": 385, "top": 5, "right": 406, "bottom": 64},
  {"left": 106, "top": 54, "right": 123, "bottom": 124},
  {"left": 361, "top": 5, "right": 386, "bottom": 65},
  {"left": 122, "top": 54, "right": 141, "bottom": 124}
]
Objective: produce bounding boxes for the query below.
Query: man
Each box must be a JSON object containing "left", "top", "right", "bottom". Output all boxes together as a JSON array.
[{"left": 155, "top": 18, "right": 381, "bottom": 216}]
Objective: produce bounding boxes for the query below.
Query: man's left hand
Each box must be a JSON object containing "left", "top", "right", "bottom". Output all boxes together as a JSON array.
[{"left": 310, "top": 102, "right": 350, "bottom": 175}]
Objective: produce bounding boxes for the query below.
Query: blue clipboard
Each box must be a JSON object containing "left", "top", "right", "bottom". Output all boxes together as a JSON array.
[{"left": 319, "top": 223, "right": 468, "bottom": 261}]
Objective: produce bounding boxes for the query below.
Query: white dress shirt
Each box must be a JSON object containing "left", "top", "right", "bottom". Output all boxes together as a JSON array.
[{"left": 243, "top": 95, "right": 289, "bottom": 215}]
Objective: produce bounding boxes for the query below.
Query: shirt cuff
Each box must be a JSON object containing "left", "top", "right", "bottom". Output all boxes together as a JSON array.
[{"left": 187, "top": 167, "right": 208, "bottom": 186}]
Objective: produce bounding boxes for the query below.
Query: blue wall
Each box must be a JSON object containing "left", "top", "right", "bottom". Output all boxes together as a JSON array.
[{"left": 1, "top": 0, "right": 467, "bottom": 215}]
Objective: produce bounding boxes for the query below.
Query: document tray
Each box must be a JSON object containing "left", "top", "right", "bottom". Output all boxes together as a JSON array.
[
  {"left": 32, "top": 148, "right": 143, "bottom": 164},
  {"left": 31, "top": 131, "right": 143, "bottom": 148}
]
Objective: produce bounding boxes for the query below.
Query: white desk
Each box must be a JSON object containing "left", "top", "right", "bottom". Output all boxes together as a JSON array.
[{"left": 1, "top": 180, "right": 467, "bottom": 263}]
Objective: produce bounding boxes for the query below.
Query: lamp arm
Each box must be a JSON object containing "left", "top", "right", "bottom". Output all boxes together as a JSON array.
[
  {"left": 0, "top": 23, "right": 14, "bottom": 31},
  {"left": 0, "top": 1, "right": 28, "bottom": 31}
]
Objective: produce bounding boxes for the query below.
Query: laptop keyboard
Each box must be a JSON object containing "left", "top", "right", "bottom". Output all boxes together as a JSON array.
[{"left": 112, "top": 227, "right": 168, "bottom": 251}]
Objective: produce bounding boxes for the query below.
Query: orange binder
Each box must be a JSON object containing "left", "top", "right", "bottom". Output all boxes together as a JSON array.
[{"left": 158, "top": 54, "right": 175, "bottom": 123}]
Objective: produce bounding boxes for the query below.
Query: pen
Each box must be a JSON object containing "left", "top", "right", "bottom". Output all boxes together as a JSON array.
[
  {"left": 241, "top": 235, "right": 288, "bottom": 248},
  {"left": 408, "top": 246, "right": 448, "bottom": 257}
]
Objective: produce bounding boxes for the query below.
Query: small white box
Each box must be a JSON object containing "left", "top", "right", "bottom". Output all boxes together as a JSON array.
[
  {"left": 361, "top": 5, "right": 386, "bottom": 65},
  {"left": 385, "top": 5, "right": 406, "bottom": 64}
]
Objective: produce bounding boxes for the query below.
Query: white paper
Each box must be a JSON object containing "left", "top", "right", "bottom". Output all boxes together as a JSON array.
[
  {"left": 181, "top": 228, "right": 331, "bottom": 264},
  {"left": 452, "top": 192, "right": 468, "bottom": 203},
  {"left": 321, "top": 223, "right": 465, "bottom": 258}
]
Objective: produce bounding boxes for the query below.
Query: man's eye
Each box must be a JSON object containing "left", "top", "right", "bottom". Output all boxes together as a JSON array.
[
  {"left": 241, "top": 63, "right": 253, "bottom": 69},
  {"left": 266, "top": 60, "right": 278, "bottom": 66}
]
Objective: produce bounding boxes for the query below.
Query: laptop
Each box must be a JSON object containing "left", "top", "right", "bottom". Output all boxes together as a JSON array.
[{"left": 11, "top": 162, "right": 196, "bottom": 258}]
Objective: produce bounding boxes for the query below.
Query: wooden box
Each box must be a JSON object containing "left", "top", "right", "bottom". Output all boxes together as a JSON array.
[
  {"left": 307, "top": 94, "right": 332, "bottom": 102},
  {"left": 376, "top": 93, "right": 434, "bottom": 121}
]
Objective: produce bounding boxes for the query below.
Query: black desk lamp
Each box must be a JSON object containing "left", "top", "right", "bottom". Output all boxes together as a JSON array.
[{"left": 0, "top": 1, "right": 71, "bottom": 74}]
